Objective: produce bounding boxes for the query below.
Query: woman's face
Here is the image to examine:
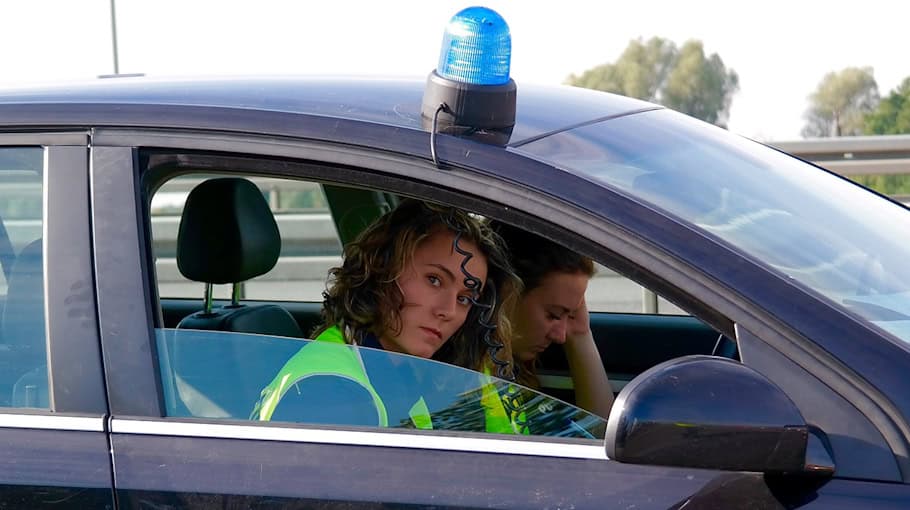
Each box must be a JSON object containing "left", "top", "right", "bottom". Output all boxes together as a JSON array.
[
  {"left": 512, "top": 271, "right": 589, "bottom": 362},
  {"left": 379, "top": 230, "right": 489, "bottom": 358}
]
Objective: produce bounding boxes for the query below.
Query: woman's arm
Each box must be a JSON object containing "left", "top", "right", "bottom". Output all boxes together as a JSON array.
[{"left": 564, "top": 299, "right": 614, "bottom": 419}]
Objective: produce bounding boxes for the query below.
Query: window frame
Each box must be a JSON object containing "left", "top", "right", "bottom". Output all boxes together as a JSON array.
[
  {"left": 149, "top": 173, "right": 342, "bottom": 303},
  {"left": 91, "top": 126, "right": 906, "bottom": 480},
  {"left": 0, "top": 134, "right": 105, "bottom": 415},
  {"left": 0, "top": 134, "right": 112, "bottom": 502},
  {"left": 153, "top": 327, "right": 608, "bottom": 438}
]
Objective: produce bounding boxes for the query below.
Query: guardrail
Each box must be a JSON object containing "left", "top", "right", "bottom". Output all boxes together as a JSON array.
[
  {"left": 772, "top": 134, "right": 910, "bottom": 176},
  {"left": 150, "top": 213, "right": 341, "bottom": 258}
]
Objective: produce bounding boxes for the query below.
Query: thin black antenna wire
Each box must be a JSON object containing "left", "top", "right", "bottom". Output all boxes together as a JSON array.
[{"left": 430, "top": 103, "right": 450, "bottom": 169}]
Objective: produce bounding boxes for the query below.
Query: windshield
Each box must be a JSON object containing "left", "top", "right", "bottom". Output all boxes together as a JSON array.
[{"left": 513, "top": 109, "right": 910, "bottom": 343}]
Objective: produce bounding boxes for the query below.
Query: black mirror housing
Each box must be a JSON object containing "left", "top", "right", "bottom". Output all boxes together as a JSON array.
[{"left": 606, "top": 355, "right": 810, "bottom": 473}]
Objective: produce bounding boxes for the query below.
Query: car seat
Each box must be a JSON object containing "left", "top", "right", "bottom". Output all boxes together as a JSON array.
[{"left": 167, "top": 178, "right": 305, "bottom": 418}]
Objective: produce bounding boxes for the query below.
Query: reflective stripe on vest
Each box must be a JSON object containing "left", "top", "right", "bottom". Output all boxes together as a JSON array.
[
  {"left": 408, "top": 397, "right": 433, "bottom": 430},
  {"left": 253, "top": 326, "right": 525, "bottom": 434},
  {"left": 254, "top": 326, "right": 389, "bottom": 426},
  {"left": 253, "top": 326, "right": 435, "bottom": 430},
  {"left": 480, "top": 366, "right": 529, "bottom": 435}
]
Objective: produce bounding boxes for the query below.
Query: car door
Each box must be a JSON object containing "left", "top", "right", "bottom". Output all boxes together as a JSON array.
[
  {"left": 0, "top": 136, "right": 113, "bottom": 507},
  {"left": 93, "top": 130, "right": 910, "bottom": 508}
]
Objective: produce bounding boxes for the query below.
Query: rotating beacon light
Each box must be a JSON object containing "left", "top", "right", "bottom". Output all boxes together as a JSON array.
[{"left": 421, "top": 6, "right": 516, "bottom": 146}]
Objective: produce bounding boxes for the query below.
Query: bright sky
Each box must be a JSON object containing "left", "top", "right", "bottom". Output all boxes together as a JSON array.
[{"left": 2, "top": 0, "right": 905, "bottom": 141}]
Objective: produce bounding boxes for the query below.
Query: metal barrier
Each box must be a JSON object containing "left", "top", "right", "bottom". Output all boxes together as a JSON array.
[{"left": 772, "top": 134, "right": 910, "bottom": 176}]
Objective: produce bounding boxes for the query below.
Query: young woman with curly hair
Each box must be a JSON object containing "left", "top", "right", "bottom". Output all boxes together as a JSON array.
[{"left": 254, "top": 199, "right": 522, "bottom": 431}]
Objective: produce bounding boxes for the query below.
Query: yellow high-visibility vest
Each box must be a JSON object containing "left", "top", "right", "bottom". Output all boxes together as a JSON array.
[{"left": 253, "top": 325, "right": 524, "bottom": 434}]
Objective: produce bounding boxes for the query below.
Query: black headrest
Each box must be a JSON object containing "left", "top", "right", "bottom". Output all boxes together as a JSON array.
[{"left": 177, "top": 178, "right": 281, "bottom": 284}]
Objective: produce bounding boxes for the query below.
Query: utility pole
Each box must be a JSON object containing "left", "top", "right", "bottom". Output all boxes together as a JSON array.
[{"left": 110, "top": 0, "right": 120, "bottom": 75}]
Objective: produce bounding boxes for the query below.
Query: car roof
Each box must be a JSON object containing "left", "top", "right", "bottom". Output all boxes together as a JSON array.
[{"left": 0, "top": 76, "right": 658, "bottom": 146}]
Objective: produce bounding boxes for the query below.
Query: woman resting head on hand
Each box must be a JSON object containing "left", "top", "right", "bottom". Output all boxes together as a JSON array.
[{"left": 493, "top": 222, "right": 614, "bottom": 418}]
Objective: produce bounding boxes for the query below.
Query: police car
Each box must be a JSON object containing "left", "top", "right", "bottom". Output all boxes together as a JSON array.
[{"left": 1, "top": 6, "right": 910, "bottom": 508}]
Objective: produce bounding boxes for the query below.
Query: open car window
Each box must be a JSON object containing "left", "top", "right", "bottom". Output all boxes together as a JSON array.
[
  {"left": 155, "top": 328, "right": 606, "bottom": 439},
  {"left": 151, "top": 174, "right": 340, "bottom": 302}
]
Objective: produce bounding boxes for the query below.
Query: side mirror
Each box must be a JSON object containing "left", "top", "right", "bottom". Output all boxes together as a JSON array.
[{"left": 605, "top": 355, "right": 831, "bottom": 474}]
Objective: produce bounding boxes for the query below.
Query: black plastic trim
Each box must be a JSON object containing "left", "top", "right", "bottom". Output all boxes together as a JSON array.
[
  {"left": 46, "top": 145, "right": 108, "bottom": 413},
  {"left": 91, "top": 127, "right": 910, "bottom": 481},
  {"left": 91, "top": 146, "right": 162, "bottom": 417}
]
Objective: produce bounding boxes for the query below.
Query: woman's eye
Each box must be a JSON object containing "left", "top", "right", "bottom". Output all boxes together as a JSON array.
[
  {"left": 457, "top": 295, "right": 473, "bottom": 306},
  {"left": 547, "top": 313, "right": 560, "bottom": 321},
  {"left": 427, "top": 275, "right": 441, "bottom": 286}
]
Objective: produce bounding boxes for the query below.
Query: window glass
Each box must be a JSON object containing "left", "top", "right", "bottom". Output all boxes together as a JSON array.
[
  {"left": 516, "top": 109, "right": 910, "bottom": 340},
  {"left": 586, "top": 264, "right": 686, "bottom": 315},
  {"left": 151, "top": 174, "right": 341, "bottom": 301},
  {"left": 0, "top": 147, "right": 47, "bottom": 409},
  {"left": 156, "top": 328, "right": 606, "bottom": 438}
]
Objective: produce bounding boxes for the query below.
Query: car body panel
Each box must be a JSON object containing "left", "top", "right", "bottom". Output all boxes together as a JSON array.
[
  {"left": 0, "top": 77, "right": 655, "bottom": 147},
  {"left": 0, "top": 77, "right": 907, "bottom": 507},
  {"left": 89, "top": 123, "right": 905, "bottom": 482},
  {"left": 0, "top": 134, "right": 112, "bottom": 506},
  {"left": 45, "top": 144, "right": 107, "bottom": 413},
  {"left": 108, "top": 425, "right": 714, "bottom": 509},
  {"left": 108, "top": 424, "right": 910, "bottom": 508},
  {"left": 0, "top": 424, "right": 114, "bottom": 508}
]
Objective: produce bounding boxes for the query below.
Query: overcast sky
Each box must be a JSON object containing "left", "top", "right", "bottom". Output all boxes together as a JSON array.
[{"left": 1, "top": 0, "right": 905, "bottom": 141}]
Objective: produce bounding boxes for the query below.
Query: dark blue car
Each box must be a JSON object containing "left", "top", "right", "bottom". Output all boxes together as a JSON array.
[{"left": 2, "top": 7, "right": 910, "bottom": 508}]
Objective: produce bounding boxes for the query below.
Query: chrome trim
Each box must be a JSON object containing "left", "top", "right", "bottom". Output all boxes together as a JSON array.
[
  {"left": 112, "top": 419, "right": 607, "bottom": 460},
  {"left": 0, "top": 413, "right": 104, "bottom": 432},
  {"left": 0, "top": 132, "right": 89, "bottom": 146}
]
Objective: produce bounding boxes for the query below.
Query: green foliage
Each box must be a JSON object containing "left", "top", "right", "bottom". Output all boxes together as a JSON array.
[
  {"left": 567, "top": 37, "right": 675, "bottom": 101},
  {"left": 565, "top": 37, "right": 739, "bottom": 126},
  {"left": 849, "top": 174, "right": 910, "bottom": 196},
  {"left": 662, "top": 41, "right": 740, "bottom": 126},
  {"left": 864, "top": 77, "right": 910, "bottom": 135},
  {"left": 802, "top": 67, "right": 879, "bottom": 137}
]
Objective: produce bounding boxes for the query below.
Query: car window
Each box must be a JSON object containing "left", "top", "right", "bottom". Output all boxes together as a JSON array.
[
  {"left": 153, "top": 174, "right": 683, "bottom": 316},
  {"left": 151, "top": 174, "right": 341, "bottom": 301},
  {"left": 0, "top": 147, "right": 47, "bottom": 409},
  {"left": 516, "top": 109, "right": 910, "bottom": 341},
  {"left": 155, "top": 328, "right": 605, "bottom": 438},
  {"left": 587, "top": 264, "right": 686, "bottom": 315}
]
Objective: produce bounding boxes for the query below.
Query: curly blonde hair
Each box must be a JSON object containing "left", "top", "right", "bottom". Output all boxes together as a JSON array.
[{"left": 316, "top": 199, "right": 521, "bottom": 378}]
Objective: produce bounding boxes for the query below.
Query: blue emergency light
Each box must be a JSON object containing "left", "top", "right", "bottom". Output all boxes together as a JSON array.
[
  {"left": 436, "top": 6, "right": 511, "bottom": 85},
  {"left": 421, "top": 6, "right": 517, "bottom": 147}
]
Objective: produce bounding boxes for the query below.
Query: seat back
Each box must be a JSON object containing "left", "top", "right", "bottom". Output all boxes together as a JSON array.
[{"left": 179, "top": 303, "right": 305, "bottom": 338}]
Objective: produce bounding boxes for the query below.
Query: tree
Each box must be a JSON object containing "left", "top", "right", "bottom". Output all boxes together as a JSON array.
[
  {"left": 864, "top": 77, "right": 910, "bottom": 135},
  {"left": 802, "top": 67, "right": 879, "bottom": 138},
  {"left": 566, "top": 37, "right": 739, "bottom": 126}
]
